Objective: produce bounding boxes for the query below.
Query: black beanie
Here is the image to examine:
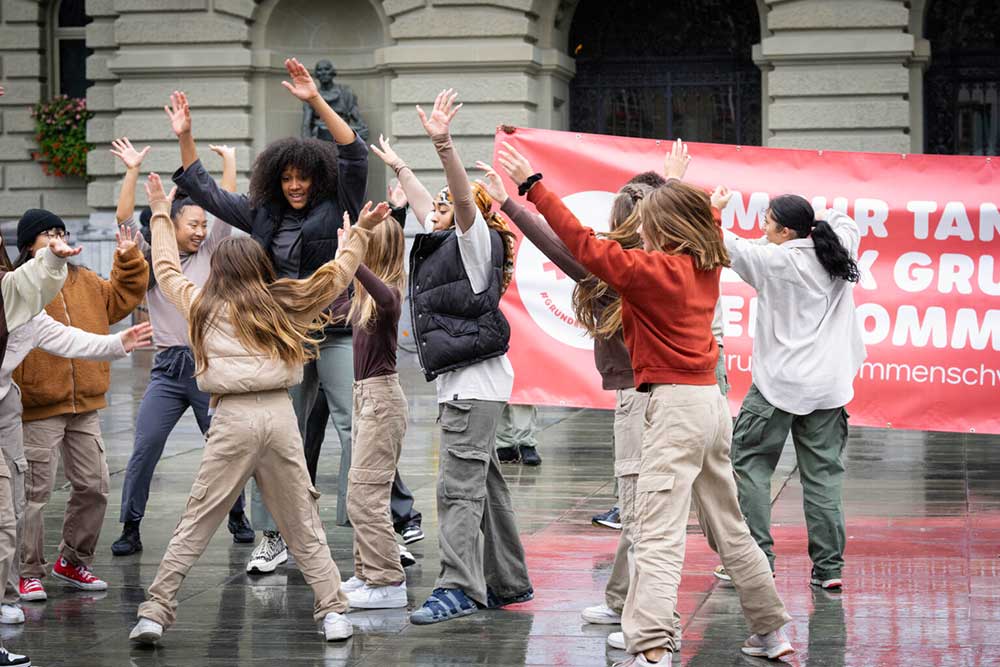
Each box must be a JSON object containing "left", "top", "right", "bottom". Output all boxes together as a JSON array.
[{"left": 17, "top": 208, "right": 66, "bottom": 252}]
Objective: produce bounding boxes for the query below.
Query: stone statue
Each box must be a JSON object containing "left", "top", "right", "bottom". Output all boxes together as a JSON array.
[{"left": 301, "top": 59, "right": 369, "bottom": 142}]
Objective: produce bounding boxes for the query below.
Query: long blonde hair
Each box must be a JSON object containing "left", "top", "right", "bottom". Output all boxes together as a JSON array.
[
  {"left": 347, "top": 218, "right": 406, "bottom": 330},
  {"left": 571, "top": 184, "right": 648, "bottom": 340},
  {"left": 188, "top": 236, "right": 350, "bottom": 374},
  {"left": 440, "top": 182, "right": 516, "bottom": 293}
]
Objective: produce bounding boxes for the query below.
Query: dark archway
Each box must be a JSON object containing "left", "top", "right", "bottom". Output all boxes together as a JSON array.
[
  {"left": 924, "top": 0, "right": 1000, "bottom": 155},
  {"left": 568, "top": 0, "right": 762, "bottom": 145}
]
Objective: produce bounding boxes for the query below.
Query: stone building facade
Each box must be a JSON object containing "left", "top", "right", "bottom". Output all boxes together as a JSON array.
[{"left": 0, "top": 0, "right": 995, "bottom": 232}]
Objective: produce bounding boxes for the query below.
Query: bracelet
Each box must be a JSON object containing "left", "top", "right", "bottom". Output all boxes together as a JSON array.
[{"left": 518, "top": 173, "right": 542, "bottom": 196}]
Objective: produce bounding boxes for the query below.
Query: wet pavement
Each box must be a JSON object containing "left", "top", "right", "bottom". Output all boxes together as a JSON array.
[{"left": 8, "top": 349, "right": 999, "bottom": 666}]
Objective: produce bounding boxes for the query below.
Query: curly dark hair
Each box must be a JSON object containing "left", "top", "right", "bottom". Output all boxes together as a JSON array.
[{"left": 248, "top": 137, "right": 341, "bottom": 212}]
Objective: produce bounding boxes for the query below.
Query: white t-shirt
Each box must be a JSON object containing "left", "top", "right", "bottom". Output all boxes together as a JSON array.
[{"left": 425, "top": 211, "right": 515, "bottom": 404}]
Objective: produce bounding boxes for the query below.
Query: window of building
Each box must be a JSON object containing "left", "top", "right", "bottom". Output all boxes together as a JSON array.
[
  {"left": 49, "top": 0, "right": 92, "bottom": 99},
  {"left": 567, "top": 0, "right": 762, "bottom": 145}
]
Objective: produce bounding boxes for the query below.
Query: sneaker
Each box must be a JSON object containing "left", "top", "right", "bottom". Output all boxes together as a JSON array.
[
  {"left": 608, "top": 631, "right": 681, "bottom": 652},
  {"left": 410, "top": 588, "right": 478, "bottom": 625},
  {"left": 483, "top": 586, "right": 534, "bottom": 609},
  {"left": 496, "top": 446, "right": 520, "bottom": 464},
  {"left": 741, "top": 627, "right": 794, "bottom": 659},
  {"left": 342, "top": 576, "right": 366, "bottom": 593},
  {"left": 246, "top": 531, "right": 287, "bottom": 574},
  {"left": 129, "top": 617, "right": 163, "bottom": 644},
  {"left": 612, "top": 653, "right": 669, "bottom": 667},
  {"left": 581, "top": 603, "right": 621, "bottom": 624},
  {"left": 52, "top": 558, "right": 107, "bottom": 591},
  {"left": 18, "top": 578, "right": 46, "bottom": 602},
  {"left": 400, "top": 522, "right": 425, "bottom": 545},
  {"left": 347, "top": 581, "right": 407, "bottom": 609},
  {"left": 592, "top": 506, "right": 622, "bottom": 530},
  {"left": 227, "top": 512, "right": 255, "bottom": 544},
  {"left": 399, "top": 544, "right": 416, "bottom": 568},
  {"left": 323, "top": 611, "right": 353, "bottom": 641},
  {"left": 811, "top": 575, "right": 843, "bottom": 590},
  {"left": 715, "top": 565, "right": 775, "bottom": 583},
  {"left": 111, "top": 520, "right": 142, "bottom": 556},
  {"left": 0, "top": 604, "right": 24, "bottom": 625},
  {"left": 519, "top": 446, "right": 542, "bottom": 466},
  {"left": 0, "top": 647, "right": 30, "bottom": 666}
]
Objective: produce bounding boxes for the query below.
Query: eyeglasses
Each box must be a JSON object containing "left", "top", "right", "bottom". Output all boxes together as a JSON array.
[{"left": 44, "top": 229, "right": 70, "bottom": 240}]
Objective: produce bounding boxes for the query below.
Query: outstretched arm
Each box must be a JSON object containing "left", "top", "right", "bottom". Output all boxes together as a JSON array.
[
  {"left": 111, "top": 137, "right": 151, "bottom": 225},
  {"left": 418, "top": 89, "right": 477, "bottom": 233},
  {"left": 100, "top": 226, "right": 149, "bottom": 323},
  {"left": 0, "top": 241, "right": 78, "bottom": 333},
  {"left": 282, "top": 58, "right": 355, "bottom": 145},
  {"left": 370, "top": 134, "right": 435, "bottom": 226},
  {"left": 34, "top": 312, "right": 153, "bottom": 360},
  {"left": 146, "top": 173, "right": 200, "bottom": 317},
  {"left": 166, "top": 91, "right": 198, "bottom": 170}
]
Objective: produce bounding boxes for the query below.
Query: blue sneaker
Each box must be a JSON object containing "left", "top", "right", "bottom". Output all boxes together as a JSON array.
[{"left": 410, "top": 588, "right": 478, "bottom": 625}]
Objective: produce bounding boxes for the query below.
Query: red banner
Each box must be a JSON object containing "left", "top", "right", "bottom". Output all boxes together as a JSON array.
[{"left": 494, "top": 127, "right": 1000, "bottom": 435}]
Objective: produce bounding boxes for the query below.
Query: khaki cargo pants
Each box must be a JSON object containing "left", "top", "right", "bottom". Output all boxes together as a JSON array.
[
  {"left": 0, "top": 386, "right": 26, "bottom": 605},
  {"left": 347, "top": 374, "right": 408, "bottom": 586},
  {"left": 138, "top": 389, "right": 348, "bottom": 628}
]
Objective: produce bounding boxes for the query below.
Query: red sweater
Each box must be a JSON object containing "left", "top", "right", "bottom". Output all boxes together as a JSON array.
[{"left": 527, "top": 182, "right": 719, "bottom": 390}]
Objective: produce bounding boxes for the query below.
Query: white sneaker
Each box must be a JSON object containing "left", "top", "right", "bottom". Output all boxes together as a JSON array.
[
  {"left": 398, "top": 544, "right": 416, "bottom": 567},
  {"left": 0, "top": 604, "right": 25, "bottom": 624},
  {"left": 810, "top": 576, "right": 843, "bottom": 590},
  {"left": 741, "top": 627, "right": 794, "bottom": 659},
  {"left": 341, "top": 576, "right": 366, "bottom": 593},
  {"left": 323, "top": 611, "right": 354, "bottom": 641},
  {"left": 246, "top": 532, "right": 288, "bottom": 574},
  {"left": 611, "top": 652, "right": 669, "bottom": 667},
  {"left": 129, "top": 617, "right": 163, "bottom": 644},
  {"left": 581, "top": 603, "right": 622, "bottom": 624},
  {"left": 346, "top": 582, "right": 407, "bottom": 609},
  {"left": 608, "top": 631, "right": 682, "bottom": 652}
]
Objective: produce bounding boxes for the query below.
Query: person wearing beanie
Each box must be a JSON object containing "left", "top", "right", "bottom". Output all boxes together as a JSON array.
[{"left": 13, "top": 200, "right": 149, "bottom": 602}]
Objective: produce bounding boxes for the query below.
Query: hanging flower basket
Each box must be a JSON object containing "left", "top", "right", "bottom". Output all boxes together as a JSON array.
[{"left": 30, "top": 95, "right": 93, "bottom": 178}]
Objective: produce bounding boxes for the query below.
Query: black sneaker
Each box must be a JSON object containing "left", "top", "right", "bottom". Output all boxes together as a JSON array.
[
  {"left": 228, "top": 512, "right": 255, "bottom": 543},
  {"left": 111, "top": 520, "right": 142, "bottom": 556},
  {"left": 496, "top": 446, "right": 520, "bottom": 464},
  {"left": 0, "top": 646, "right": 30, "bottom": 666},
  {"left": 519, "top": 446, "right": 541, "bottom": 466},
  {"left": 591, "top": 506, "right": 622, "bottom": 530},
  {"left": 482, "top": 586, "right": 534, "bottom": 609}
]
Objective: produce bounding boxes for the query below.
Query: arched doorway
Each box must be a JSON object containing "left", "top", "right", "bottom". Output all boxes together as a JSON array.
[
  {"left": 924, "top": 0, "right": 1000, "bottom": 155},
  {"left": 567, "top": 0, "right": 762, "bottom": 145},
  {"left": 250, "top": 0, "right": 390, "bottom": 194}
]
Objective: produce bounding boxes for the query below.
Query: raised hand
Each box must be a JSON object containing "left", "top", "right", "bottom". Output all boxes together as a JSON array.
[
  {"left": 474, "top": 161, "right": 508, "bottom": 205},
  {"left": 120, "top": 322, "right": 154, "bottom": 352},
  {"left": 356, "top": 201, "right": 393, "bottom": 231},
  {"left": 496, "top": 141, "right": 535, "bottom": 187},
  {"left": 208, "top": 144, "right": 236, "bottom": 161},
  {"left": 416, "top": 89, "right": 462, "bottom": 139},
  {"left": 369, "top": 134, "right": 402, "bottom": 168},
  {"left": 337, "top": 212, "right": 352, "bottom": 257},
  {"left": 116, "top": 224, "right": 140, "bottom": 254},
  {"left": 110, "top": 137, "right": 151, "bottom": 171},
  {"left": 663, "top": 138, "right": 691, "bottom": 181},
  {"left": 164, "top": 91, "right": 191, "bottom": 137},
  {"left": 281, "top": 57, "right": 319, "bottom": 102},
  {"left": 387, "top": 180, "right": 407, "bottom": 208},
  {"left": 48, "top": 235, "right": 82, "bottom": 259},
  {"left": 711, "top": 185, "right": 733, "bottom": 210},
  {"left": 145, "top": 173, "right": 169, "bottom": 204}
]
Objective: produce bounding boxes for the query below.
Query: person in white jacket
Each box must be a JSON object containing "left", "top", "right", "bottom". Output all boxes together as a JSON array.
[{"left": 714, "top": 188, "right": 866, "bottom": 597}]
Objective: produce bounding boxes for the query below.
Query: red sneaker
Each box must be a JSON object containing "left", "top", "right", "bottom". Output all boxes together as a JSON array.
[
  {"left": 18, "top": 577, "right": 47, "bottom": 602},
  {"left": 52, "top": 557, "right": 108, "bottom": 591}
]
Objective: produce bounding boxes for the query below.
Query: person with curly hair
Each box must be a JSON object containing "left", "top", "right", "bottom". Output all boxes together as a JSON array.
[
  {"left": 370, "top": 90, "right": 530, "bottom": 625},
  {"left": 169, "top": 57, "right": 369, "bottom": 575}
]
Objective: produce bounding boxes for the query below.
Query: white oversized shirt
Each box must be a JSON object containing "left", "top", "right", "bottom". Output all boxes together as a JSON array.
[
  {"left": 724, "top": 210, "right": 867, "bottom": 415},
  {"left": 424, "top": 211, "right": 515, "bottom": 404}
]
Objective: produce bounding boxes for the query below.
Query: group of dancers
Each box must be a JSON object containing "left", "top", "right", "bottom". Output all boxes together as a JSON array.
[{"left": 0, "top": 56, "right": 866, "bottom": 667}]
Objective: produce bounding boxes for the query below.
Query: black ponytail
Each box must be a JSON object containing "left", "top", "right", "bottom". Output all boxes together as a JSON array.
[{"left": 770, "top": 194, "right": 860, "bottom": 283}]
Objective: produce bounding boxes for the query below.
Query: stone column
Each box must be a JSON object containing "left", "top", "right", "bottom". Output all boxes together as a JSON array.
[{"left": 755, "top": 0, "right": 918, "bottom": 153}]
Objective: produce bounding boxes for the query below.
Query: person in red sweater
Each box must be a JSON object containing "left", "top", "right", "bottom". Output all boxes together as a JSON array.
[{"left": 497, "top": 142, "right": 793, "bottom": 667}]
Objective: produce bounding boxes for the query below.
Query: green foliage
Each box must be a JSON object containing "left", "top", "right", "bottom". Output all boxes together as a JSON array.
[{"left": 30, "top": 95, "right": 93, "bottom": 178}]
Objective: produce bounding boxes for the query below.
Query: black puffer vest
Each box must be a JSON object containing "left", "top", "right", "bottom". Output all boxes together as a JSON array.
[{"left": 409, "top": 229, "right": 510, "bottom": 381}]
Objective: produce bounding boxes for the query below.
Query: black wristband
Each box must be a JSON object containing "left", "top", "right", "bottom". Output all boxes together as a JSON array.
[{"left": 518, "top": 173, "right": 543, "bottom": 196}]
